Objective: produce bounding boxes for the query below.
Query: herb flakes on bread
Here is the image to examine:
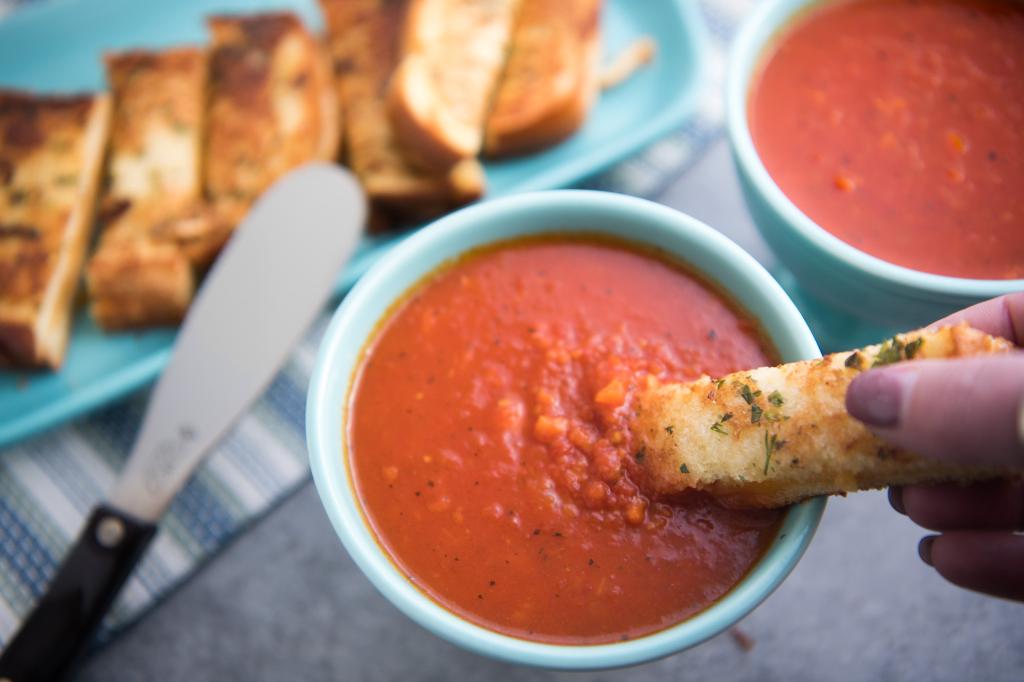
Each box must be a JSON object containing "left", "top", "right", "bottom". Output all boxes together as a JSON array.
[{"left": 634, "top": 324, "right": 1020, "bottom": 509}]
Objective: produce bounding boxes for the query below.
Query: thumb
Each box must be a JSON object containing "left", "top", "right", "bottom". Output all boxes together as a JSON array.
[{"left": 846, "top": 353, "right": 1024, "bottom": 469}]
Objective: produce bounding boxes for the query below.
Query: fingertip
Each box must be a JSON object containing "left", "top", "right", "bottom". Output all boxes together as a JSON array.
[
  {"left": 869, "top": 355, "right": 1024, "bottom": 469},
  {"left": 846, "top": 369, "right": 906, "bottom": 427},
  {"left": 901, "top": 480, "right": 1024, "bottom": 532},
  {"left": 888, "top": 487, "right": 905, "bottom": 515},
  {"left": 927, "top": 532, "right": 1024, "bottom": 601},
  {"left": 918, "top": 535, "right": 936, "bottom": 566}
]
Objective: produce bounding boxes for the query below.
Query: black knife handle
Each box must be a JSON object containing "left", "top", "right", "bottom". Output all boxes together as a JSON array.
[{"left": 0, "top": 505, "right": 157, "bottom": 682}]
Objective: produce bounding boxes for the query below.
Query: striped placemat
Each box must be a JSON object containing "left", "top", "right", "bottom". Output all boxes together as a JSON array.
[{"left": 0, "top": 0, "right": 755, "bottom": 647}]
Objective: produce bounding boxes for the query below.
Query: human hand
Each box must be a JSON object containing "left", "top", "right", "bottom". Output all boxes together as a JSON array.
[{"left": 845, "top": 292, "right": 1024, "bottom": 601}]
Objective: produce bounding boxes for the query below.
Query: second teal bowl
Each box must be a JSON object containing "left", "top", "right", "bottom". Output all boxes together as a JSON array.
[
  {"left": 726, "top": 0, "right": 1024, "bottom": 328},
  {"left": 306, "top": 190, "right": 825, "bottom": 669}
]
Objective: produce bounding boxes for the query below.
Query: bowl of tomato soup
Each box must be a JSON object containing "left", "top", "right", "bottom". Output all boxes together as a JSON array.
[
  {"left": 727, "top": 0, "right": 1024, "bottom": 327},
  {"left": 307, "top": 191, "right": 824, "bottom": 669}
]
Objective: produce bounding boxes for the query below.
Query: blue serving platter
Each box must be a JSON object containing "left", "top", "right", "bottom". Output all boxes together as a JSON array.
[{"left": 0, "top": 0, "right": 709, "bottom": 448}]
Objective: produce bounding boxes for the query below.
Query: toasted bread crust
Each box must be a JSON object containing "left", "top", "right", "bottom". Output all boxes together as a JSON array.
[
  {"left": 388, "top": 0, "right": 520, "bottom": 170},
  {"left": 635, "top": 324, "right": 1019, "bottom": 508},
  {"left": 87, "top": 47, "right": 206, "bottom": 330},
  {"left": 320, "top": 0, "right": 483, "bottom": 225},
  {"left": 201, "top": 12, "right": 339, "bottom": 261},
  {"left": 0, "top": 91, "right": 111, "bottom": 367},
  {"left": 485, "top": 0, "right": 602, "bottom": 157}
]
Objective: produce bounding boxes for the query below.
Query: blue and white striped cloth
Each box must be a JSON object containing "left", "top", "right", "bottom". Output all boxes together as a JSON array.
[{"left": 0, "top": 0, "right": 754, "bottom": 646}]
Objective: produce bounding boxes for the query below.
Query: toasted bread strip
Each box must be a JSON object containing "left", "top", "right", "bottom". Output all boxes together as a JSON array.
[
  {"left": 484, "top": 0, "right": 602, "bottom": 157},
  {"left": 0, "top": 91, "right": 111, "bottom": 367},
  {"left": 634, "top": 324, "right": 1019, "bottom": 509},
  {"left": 320, "top": 0, "right": 483, "bottom": 225},
  {"left": 192, "top": 12, "right": 339, "bottom": 264},
  {"left": 389, "top": 0, "right": 521, "bottom": 170},
  {"left": 87, "top": 48, "right": 206, "bottom": 330}
]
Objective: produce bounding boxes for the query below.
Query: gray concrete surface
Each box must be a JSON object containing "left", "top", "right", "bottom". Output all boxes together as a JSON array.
[{"left": 79, "top": 140, "right": 1024, "bottom": 681}]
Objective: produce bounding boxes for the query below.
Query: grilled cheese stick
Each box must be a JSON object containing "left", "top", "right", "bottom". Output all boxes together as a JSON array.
[
  {"left": 634, "top": 324, "right": 1018, "bottom": 509},
  {"left": 484, "top": 0, "right": 602, "bottom": 157},
  {"left": 0, "top": 91, "right": 111, "bottom": 367},
  {"left": 198, "top": 12, "right": 339, "bottom": 264},
  {"left": 87, "top": 48, "right": 206, "bottom": 330},
  {"left": 320, "top": 0, "right": 483, "bottom": 225},
  {"left": 389, "top": 0, "right": 521, "bottom": 170}
]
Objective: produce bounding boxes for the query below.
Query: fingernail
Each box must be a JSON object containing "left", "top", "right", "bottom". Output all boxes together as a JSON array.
[
  {"left": 888, "top": 487, "right": 905, "bottom": 515},
  {"left": 918, "top": 535, "right": 936, "bottom": 566},
  {"left": 846, "top": 369, "right": 912, "bottom": 427}
]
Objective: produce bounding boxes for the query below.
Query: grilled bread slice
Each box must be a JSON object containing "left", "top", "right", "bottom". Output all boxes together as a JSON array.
[
  {"left": 87, "top": 48, "right": 206, "bottom": 330},
  {"left": 197, "top": 12, "right": 339, "bottom": 264},
  {"left": 389, "top": 0, "right": 521, "bottom": 170},
  {"left": 484, "top": 0, "right": 602, "bottom": 157},
  {"left": 0, "top": 91, "right": 111, "bottom": 367},
  {"left": 320, "top": 0, "right": 483, "bottom": 226},
  {"left": 634, "top": 324, "right": 1018, "bottom": 509}
]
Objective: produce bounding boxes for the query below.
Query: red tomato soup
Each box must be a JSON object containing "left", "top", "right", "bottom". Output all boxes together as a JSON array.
[
  {"left": 749, "top": 0, "right": 1024, "bottom": 279},
  {"left": 348, "top": 238, "right": 783, "bottom": 644}
]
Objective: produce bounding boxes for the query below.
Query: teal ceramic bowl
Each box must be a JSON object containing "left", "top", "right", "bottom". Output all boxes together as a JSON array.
[
  {"left": 307, "top": 191, "right": 825, "bottom": 669},
  {"left": 726, "top": 0, "right": 1024, "bottom": 328}
]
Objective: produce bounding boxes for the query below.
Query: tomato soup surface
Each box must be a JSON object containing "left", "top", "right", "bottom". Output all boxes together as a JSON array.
[
  {"left": 749, "top": 0, "right": 1024, "bottom": 279},
  {"left": 348, "top": 238, "right": 783, "bottom": 644}
]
